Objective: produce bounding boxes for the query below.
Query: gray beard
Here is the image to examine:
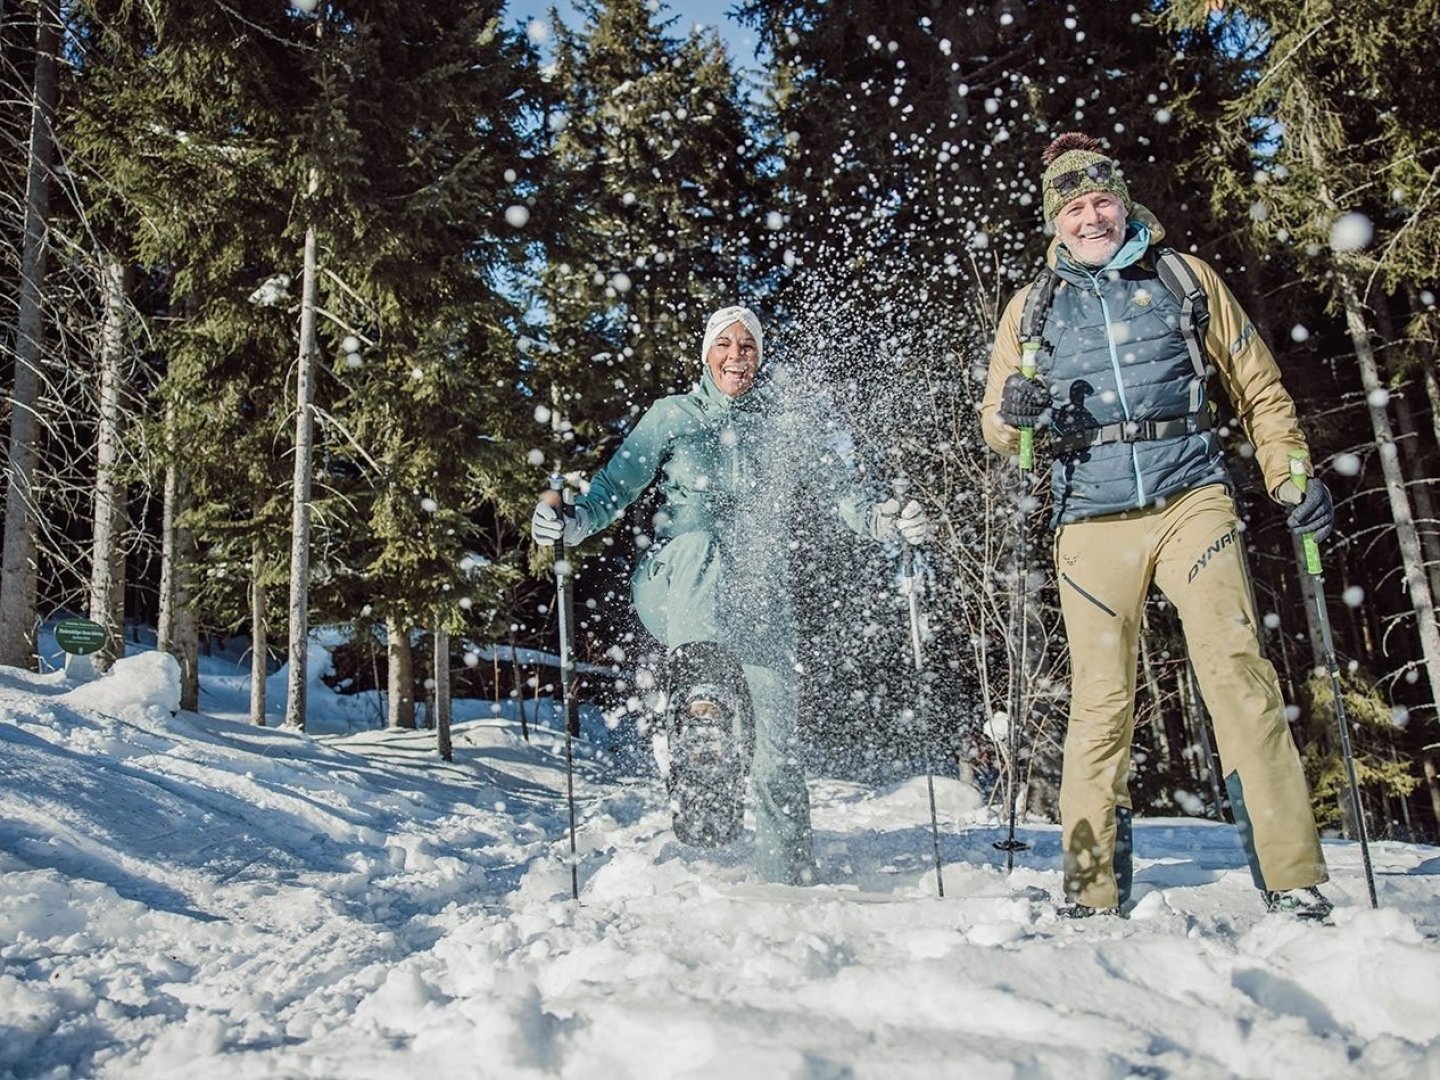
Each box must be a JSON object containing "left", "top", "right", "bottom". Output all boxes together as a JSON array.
[{"left": 1070, "top": 240, "right": 1122, "bottom": 269}]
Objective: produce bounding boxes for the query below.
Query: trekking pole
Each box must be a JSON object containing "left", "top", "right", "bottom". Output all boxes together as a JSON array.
[
  {"left": 995, "top": 343, "right": 1040, "bottom": 870},
  {"left": 1289, "top": 452, "right": 1377, "bottom": 908},
  {"left": 549, "top": 474, "right": 581, "bottom": 902},
  {"left": 901, "top": 543, "right": 945, "bottom": 898}
]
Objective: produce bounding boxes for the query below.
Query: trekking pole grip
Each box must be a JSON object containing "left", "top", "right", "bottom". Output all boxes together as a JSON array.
[
  {"left": 546, "top": 473, "right": 567, "bottom": 561},
  {"left": 1018, "top": 342, "right": 1040, "bottom": 472},
  {"left": 1289, "top": 452, "right": 1323, "bottom": 576}
]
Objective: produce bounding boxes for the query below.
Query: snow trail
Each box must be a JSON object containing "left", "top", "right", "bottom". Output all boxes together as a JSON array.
[{"left": 2, "top": 654, "right": 1438, "bottom": 1077}]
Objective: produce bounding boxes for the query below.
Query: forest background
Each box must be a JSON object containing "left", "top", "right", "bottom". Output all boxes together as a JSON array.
[{"left": 2, "top": 0, "right": 1438, "bottom": 842}]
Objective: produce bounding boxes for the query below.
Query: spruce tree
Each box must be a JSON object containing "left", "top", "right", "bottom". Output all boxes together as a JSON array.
[
  {"left": 1170, "top": 0, "right": 1440, "bottom": 837},
  {"left": 284, "top": 1, "right": 541, "bottom": 728},
  {"left": 540, "top": 0, "right": 757, "bottom": 456},
  {"left": 738, "top": 0, "right": 1217, "bottom": 309},
  {"left": 0, "top": 0, "right": 61, "bottom": 668},
  {"left": 68, "top": 0, "right": 315, "bottom": 707},
  {"left": 67, "top": 1, "right": 544, "bottom": 729},
  {"left": 530, "top": 0, "right": 762, "bottom": 684},
  {"left": 731, "top": 0, "right": 1226, "bottom": 791}
]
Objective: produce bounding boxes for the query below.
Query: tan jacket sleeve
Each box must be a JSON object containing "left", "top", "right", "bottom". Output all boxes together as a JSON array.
[
  {"left": 1183, "top": 254, "right": 1310, "bottom": 498},
  {"left": 980, "top": 285, "right": 1033, "bottom": 457}
]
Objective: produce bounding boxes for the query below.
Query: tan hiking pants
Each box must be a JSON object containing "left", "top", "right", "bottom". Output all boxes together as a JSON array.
[{"left": 1054, "top": 484, "right": 1327, "bottom": 906}]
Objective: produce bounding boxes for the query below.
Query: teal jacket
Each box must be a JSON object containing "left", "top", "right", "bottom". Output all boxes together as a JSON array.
[
  {"left": 577, "top": 366, "right": 875, "bottom": 545},
  {"left": 575, "top": 366, "right": 878, "bottom": 659}
]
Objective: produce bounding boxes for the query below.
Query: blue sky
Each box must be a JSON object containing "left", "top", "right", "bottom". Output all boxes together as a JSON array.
[{"left": 518, "top": 0, "right": 766, "bottom": 73}]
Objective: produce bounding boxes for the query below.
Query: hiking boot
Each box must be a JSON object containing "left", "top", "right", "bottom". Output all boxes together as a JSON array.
[
  {"left": 1056, "top": 901, "right": 1122, "bottom": 919},
  {"left": 1262, "top": 887, "right": 1333, "bottom": 921}
]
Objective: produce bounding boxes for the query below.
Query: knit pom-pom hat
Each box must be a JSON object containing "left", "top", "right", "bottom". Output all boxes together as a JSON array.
[{"left": 1041, "top": 132, "right": 1133, "bottom": 222}]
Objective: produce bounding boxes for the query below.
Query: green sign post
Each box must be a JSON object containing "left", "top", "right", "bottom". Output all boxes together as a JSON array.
[
  {"left": 54, "top": 617, "right": 107, "bottom": 681},
  {"left": 55, "top": 618, "right": 107, "bottom": 656}
]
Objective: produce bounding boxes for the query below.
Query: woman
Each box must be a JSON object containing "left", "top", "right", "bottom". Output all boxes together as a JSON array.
[{"left": 532, "top": 305, "right": 929, "bottom": 885}]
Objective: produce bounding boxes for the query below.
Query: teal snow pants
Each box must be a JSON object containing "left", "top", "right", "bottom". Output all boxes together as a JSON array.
[{"left": 631, "top": 529, "right": 816, "bottom": 885}]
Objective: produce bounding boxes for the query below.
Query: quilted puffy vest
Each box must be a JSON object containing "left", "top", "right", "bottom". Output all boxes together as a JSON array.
[{"left": 1033, "top": 252, "right": 1229, "bottom": 524}]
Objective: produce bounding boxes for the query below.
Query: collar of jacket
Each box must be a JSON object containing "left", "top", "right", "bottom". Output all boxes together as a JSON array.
[{"left": 695, "top": 366, "right": 773, "bottom": 414}]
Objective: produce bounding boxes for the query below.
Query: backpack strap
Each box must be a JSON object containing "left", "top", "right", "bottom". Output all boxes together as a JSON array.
[
  {"left": 1052, "top": 409, "right": 1214, "bottom": 455},
  {"left": 1019, "top": 267, "right": 1060, "bottom": 346},
  {"left": 1154, "top": 248, "right": 1211, "bottom": 384}
]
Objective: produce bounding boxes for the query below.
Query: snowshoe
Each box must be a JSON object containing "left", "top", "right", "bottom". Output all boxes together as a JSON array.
[
  {"left": 1056, "top": 901, "right": 1123, "bottom": 919},
  {"left": 662, "top": 641, "right": 755, "bottom": 848},
  {"left": 1262, "top": 887, "right": 1333, "bottom": 921}
]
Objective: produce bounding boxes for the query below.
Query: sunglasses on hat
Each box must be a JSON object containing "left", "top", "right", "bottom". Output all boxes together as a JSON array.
[{"left": 1049, "top": 159, "right": 1116, "bottom": 195}]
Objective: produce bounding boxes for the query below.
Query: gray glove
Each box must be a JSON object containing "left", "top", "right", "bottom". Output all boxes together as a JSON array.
[
  {"left": 531, "top": 500, "right": 590, "bottom": 547},
  {"left": 1285, "top": 477, "right": 1335, "bottom": 544},
  {"left": 871, "top": 498, "right": 933, "bottom": 546}
]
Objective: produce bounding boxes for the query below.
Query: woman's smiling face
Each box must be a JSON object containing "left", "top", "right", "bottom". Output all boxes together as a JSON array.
[{"left": 706, "top": 321, "right": 759, "bottom": 397}]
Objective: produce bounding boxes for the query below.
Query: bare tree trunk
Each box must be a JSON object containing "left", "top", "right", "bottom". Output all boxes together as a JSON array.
[
  {"left": 1183, "top": 662, "right": 1228, "bottom": 820},
  {"left": 1426, "top": 365, "right": 1440, "bottom": 449},
  {"left": 1337, "top": 272, "right": 1440, "bottom": 716},
  {"left": 1163, "top": 689, "right": 1190, "bottom": 781},
  {"left": 1372, "top": 294, "right": 1440, "bottom": 603},
  {"left": 1424, "top": 751, "right": 1440, "bottom": 839},
  {"left": 387, "top": 618, "right": 415, "bottom": 729},
  {"left": 156, "top": 481, "right": 176, "bottom": 652},
  {"left": 0, "top": 0, "right": 60, "bottom": 669},
  {"left": 1391, "top": 387, "right": 1440, "bottom": 602},
  {"left": 157, "top": 429, "right": 200, "bottom": 711},
  {"left": 1388, "top": 741, "right": 1414, "bottom": 840},
  {"left": 250, "top": 538, "right": 267, "bottom": 726},
  {"left": 159, "top": 503, "right": 199, "bottom": 709},
  {"left": 284, "top": 222, "right": 319, "bottom": 730},
  {"left": 434, "top": 623, "right": 452, "bottom": 761},
  {"left": 1408, "top": 285, "right": 1440, "bottom": 449},
  {"left": 510, "top": 632, "right": 528, "bottom": 741},
  {"left": 88, "top": 257, "right": 129, "bottom": 671}
]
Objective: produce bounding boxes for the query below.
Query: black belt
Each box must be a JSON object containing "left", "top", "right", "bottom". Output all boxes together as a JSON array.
[{"left": 1053, "top": 410, "right": 1212, "bottom": 455}]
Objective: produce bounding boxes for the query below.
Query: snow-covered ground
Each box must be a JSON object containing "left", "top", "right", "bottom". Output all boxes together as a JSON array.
[{"left": 3, "top": 646, "right": 1439, "bottom": 1078}]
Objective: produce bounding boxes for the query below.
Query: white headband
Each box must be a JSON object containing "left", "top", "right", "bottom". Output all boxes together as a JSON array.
[{"left": 700, "top": 305, "right": 764, "bottom": 368}]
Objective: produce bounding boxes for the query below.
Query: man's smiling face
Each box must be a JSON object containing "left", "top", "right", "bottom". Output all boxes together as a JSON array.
[{"left": 1056, "top": 191, "right": 1128, "bottom": 267}]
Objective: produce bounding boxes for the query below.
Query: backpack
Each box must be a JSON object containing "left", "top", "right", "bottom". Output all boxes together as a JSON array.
[{"left": 1019, "top": 247, "right": 1215, "bottom": 452}]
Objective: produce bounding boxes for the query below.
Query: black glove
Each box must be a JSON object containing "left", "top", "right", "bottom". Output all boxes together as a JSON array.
[
  {"left": 1286, "top": 477, "right": 1334, "bottom": 544},
  {"left": 999, "top": 372, "right": 1050, "bottom": 427}
]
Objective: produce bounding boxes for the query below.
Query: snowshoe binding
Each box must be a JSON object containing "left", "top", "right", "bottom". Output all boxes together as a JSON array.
[
  {"left": 1262, "top": 887, "right": 1334, "bottom": 921},
  {"left": 662, "top": 641, "right": 756, "bottom": 848}
]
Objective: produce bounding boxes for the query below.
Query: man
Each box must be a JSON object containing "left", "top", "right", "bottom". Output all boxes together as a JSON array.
[{"left": 981, "top": 133, "right": 1335, "bottom": 919}]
